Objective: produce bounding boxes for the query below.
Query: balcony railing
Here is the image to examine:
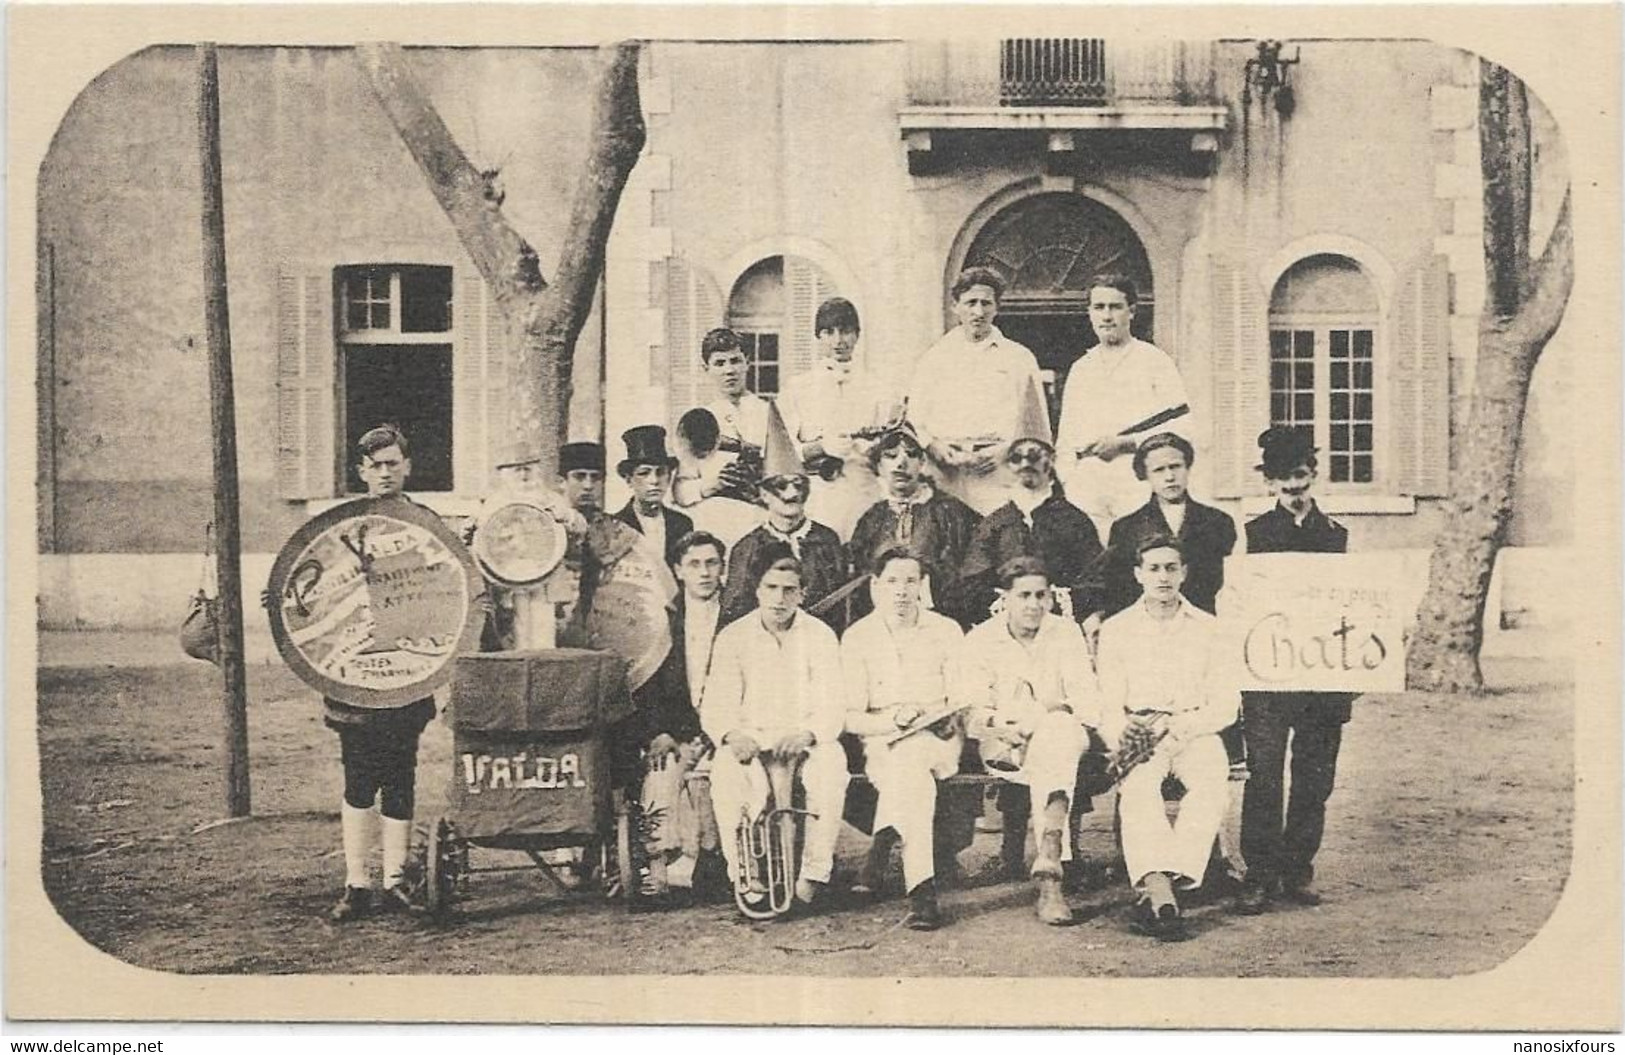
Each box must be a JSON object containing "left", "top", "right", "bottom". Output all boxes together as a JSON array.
[{"left": 907, "top": 39, "right": 1219, "bottom": 108}]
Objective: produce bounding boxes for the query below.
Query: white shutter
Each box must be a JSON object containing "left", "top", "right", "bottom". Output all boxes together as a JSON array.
[
  {"left": 1209, "top": 255, "right": 1267, "bottom": 498},
  {"left": 782, "top": 256, "right": 834, "bottom": 386},
  {"left": 660, "top": 256, "right": 723, "bottom": 414},
  {"left": 1390, "top": 254, "right": 1451, "bottom": 496},
  {"left": 275, "top": 267, "right": 335, "bottom": 499},
  {"left": 454, "top": 272, "right": 506, "bottom": 495}
]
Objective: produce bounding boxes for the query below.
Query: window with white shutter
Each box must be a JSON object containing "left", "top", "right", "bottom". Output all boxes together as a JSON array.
[
  {"left": 723, "top": 254, "right": 837, "bottom": 398},
  {"left": 1267, "top": 255, "right": 1387, "bottom": 490},
  {"left": 275, "top": 262, "right": 496, "bottom": 501}
]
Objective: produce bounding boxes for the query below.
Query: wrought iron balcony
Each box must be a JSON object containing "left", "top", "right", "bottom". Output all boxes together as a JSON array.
[{"left": 906, "top": 39, "right": 1221, "bottom": 109}]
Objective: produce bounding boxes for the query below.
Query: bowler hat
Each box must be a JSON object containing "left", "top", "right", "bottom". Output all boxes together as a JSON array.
[
  {"left": 618, "top": 425, "right": 679, "bottom": 476},
  {"left": 1255, "top": 426, "right": 1318, "bottom": 476},
  {"left": 560, "top": 441, "right": 605, "bottom": 474}
]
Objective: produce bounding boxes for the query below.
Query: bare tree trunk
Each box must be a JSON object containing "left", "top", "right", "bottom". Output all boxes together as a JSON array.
[
  {"left": 1407, "top": 64, "right": 1573, "bottom": 692},
  {"left": 354, "top": 42, "right": 644, "bottom": 477}
]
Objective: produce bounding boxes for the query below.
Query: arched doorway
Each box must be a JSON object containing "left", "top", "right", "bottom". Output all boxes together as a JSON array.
[{"left": 961, "top": 193, "right": 1154, "bottom": 423}]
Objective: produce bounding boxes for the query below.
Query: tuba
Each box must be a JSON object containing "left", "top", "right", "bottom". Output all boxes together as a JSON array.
[{"left": 733, "top": 753, "right": 807, "bottom": 920}]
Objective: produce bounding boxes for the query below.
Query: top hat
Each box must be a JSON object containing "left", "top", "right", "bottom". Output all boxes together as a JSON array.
[
  {"left": 560, "top": 441, "right": 606, "bottom": 475},
  {"left": 618, "top": 425, "right": 679, "bottom": 476},
  {"left": 1255, "top": 426, "right": 1318, "bottom": 476},
  {"left": 1011, "top": 377, "right": 1054, "bottom": 449}
]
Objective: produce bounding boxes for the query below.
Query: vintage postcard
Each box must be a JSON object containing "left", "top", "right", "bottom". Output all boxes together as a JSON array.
[{"left": 7, "top": 2, "right": 1620, "bottom": 1031}]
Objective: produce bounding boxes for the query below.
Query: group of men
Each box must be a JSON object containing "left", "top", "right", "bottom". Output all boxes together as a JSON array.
[{"left": 489, "top": 267, "right": 1356, "bottom": 941}]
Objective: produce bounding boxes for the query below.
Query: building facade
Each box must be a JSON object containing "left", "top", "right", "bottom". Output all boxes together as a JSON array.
[{"left": 36, "top": 39, "right": 1573, "bottom": 630}]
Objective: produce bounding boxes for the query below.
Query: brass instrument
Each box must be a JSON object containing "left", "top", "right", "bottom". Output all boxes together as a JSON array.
[{"left": 732, "top": 753, "right": 808, "bottom": 920}]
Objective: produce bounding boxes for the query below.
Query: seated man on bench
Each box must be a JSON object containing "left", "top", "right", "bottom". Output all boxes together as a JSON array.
[
  {"left": 841, "top": 545, "right": 968, "bottom": 930},
  {"left": 700, "top": 544, "right": 847, "bottom": 912},
  {"left": 964, "top": 556, "right": 1102, "bottom": 925}
]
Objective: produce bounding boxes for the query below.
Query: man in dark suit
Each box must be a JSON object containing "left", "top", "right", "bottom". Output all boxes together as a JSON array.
[
  {"left": 613, "top": 425, "right": 695, "bottom": 566},
  {"left": 1103, "top": 432, "right": 1237, "bottom": 618},
  {"left": 1232, "top": 427, "right": 1356, "bottom": 915}
]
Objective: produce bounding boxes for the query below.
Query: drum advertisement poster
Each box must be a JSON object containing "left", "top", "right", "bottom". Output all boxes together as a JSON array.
[{"left": 266, "top": 496, "right": 483, "bottom": 708}]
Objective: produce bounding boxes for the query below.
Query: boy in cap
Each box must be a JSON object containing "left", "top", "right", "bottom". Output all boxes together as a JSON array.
[
  {"left": 719, "top": 402, "right": 849, "bottom": 629},
  {"left": 1232, "top": 427, "right": 1356, "bottom": 914}
]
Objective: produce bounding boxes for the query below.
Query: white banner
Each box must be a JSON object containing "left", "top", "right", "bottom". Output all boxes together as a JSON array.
[{"left": 1221, "top": 551, "right": 1429, "bottom": 694}]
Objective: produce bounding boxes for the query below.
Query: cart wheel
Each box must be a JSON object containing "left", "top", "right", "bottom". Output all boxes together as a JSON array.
[
  {"left": 425, "top": 816, "right": 460, "bottom": 920},
  {"left": 614, "top": 805, "right": 637, "bottom": 905}
]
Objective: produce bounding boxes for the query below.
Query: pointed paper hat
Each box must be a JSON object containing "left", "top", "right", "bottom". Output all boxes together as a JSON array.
[
  {"left": 761, "top": 399, "right": 803, "bottom": 480},
  {"left": 1012, "top": 377, "right": 1054, "bottom": 448}
]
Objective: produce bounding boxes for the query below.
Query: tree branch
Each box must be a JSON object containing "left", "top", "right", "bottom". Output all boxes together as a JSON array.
[
  {"left": 1509, "top": 190, "right": 1574, "bottom": 349},
  {"left": 354, "top": 42, "right": 544, "bottom": 298},
  {"left": 537, "top": 41, "right": 646, "bottom": 343}
]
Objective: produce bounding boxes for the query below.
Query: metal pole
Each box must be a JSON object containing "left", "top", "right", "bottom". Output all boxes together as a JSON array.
[{"left": 199, "top": 43, "right": 251, "bottom": 817}]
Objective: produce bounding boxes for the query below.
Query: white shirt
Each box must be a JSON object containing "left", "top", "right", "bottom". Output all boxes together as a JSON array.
[
  {"left": 683, "top": 594, "right": 721, "bottom": 709},
  {"left": 963, "top": 613, "right": 1101, "bottom": 736},
  {"left": 778, "top": 360, "right": 896, "bottom": 460},
  {"left": 707, "top": 393, "right": 771, "bottom": 449},
  {"left": 700, "top": 610, "right": 845, "bottom": 748},
  {"left": 1094, "top": 597, "right": 1238, "bottom": 748},
  {"left": 841, "top": 609, "right": 968, "bottom": 739},
  {"left": 1055, "top": 337, "right": 1193, "bottom": 521},
  {"left": 906, "top": 326, "right": 1043, "bottom": 453}
]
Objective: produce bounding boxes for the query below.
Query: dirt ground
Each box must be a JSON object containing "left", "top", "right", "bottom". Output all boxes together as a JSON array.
[{"left": 34, "top": 648, "right": 1572, "bottom": 979}]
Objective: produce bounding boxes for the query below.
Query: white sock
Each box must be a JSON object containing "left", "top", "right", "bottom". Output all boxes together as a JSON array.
[
  {"left": 381, "top": 816, "right": 412, "bottom": 889},
  {"left": 340, "top": 802, "right": 375, "bottom": 889}
]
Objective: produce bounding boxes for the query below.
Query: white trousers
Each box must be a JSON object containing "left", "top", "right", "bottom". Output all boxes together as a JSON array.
[
  {"left": 979, "top": 711, "right": 1087, "bottom": 862},
  {"left": 710, "top": 742, "right": 848, "bottom": 885},
  {"left": 865, "top": 730, "right": 963, "bottom": 890},
  {"left": 1118, "top": 732, "right": 1228, "bottom": 885}
]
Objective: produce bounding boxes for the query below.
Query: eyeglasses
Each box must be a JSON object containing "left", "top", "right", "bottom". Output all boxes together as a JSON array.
[
  {"left": 1006, "top": 448, "right": 1050, "bottom": 466},
  {"left": 763, "top": 477, "right": 810, "bottom": 499}
]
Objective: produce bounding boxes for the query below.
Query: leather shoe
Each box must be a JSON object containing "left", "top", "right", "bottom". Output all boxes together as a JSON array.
[
  {"left": 854, "top": 829, "right": 899, "bottom": 899},
  {"left": 1279, "top": 881, "right": 1323, "bottom": 906},
  {"left": 329, "top": 886, "right": 372, "bottom": 923},
  {"left": 1231, "top": 879, "right": 1275, "bottom": 916},
  {"left": 904, "top": 879, "right": 942, "bottom": 931}
]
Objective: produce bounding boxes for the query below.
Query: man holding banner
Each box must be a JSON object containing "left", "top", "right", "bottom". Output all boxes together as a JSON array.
[{"left": 1232, "top": 427, "right": 1356, "bottom": 915}]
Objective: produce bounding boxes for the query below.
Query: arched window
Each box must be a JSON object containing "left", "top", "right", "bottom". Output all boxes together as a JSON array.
[
  {"left": 724, "top": 254, "right": 838, "bottom": 397},
  {"left": 1268, "top": 255, "right": 1381, "bottom": 486}
]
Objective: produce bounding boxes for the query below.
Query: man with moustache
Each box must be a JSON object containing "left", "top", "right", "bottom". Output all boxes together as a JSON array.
[
  {"left": 963, "top": 557, "right": 1100, "bottom": 925},
  {"left": 848, "top": 424, "right": 982, "bottom": 629},
  {"left": 1232, "top": 427, "right": 1356, "bottom": 915},
  {"left": 907, "top": 266, "right": 1047, "bottom": 516},
  {"left": 842, "top": 546, "right": 968, "bottom": 930},
  {"left": 1097, "top": 535, "right": 1238, "bottom": 940},
  {"left": 1056, "top": 275, "right": 1194, "bottom": 537},
  {"left": 719, "top": 403, "right": 848, "bottom": 629},
  {"left": 962, "top": 381, "right": 1106, "bottom": 627},
  {"left": 701, "top": 548, "right": 847, "bottom": 910}
]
